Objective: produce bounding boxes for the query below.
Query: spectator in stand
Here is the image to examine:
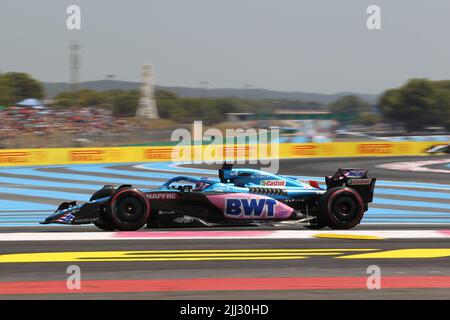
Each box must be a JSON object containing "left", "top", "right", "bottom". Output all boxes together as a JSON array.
[{"left": 0, "top": 105, "right": 150, "bottom": 148}]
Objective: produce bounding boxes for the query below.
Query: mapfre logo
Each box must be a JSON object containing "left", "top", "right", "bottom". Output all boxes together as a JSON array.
[
  {"left": 358, "top": 144, "right": 392, "bottom": 154},
  {"left": 147, "top": 192, "right": 179, "bottom": 200},
  {"left": 0, "top": 152, "right": 29, "bottom": 163},
  {"left": 70, "top": 150, "right": 104, "bottom": 161},
  {"left": 145, "top": 148, "right": 172, "bottom": 160}
]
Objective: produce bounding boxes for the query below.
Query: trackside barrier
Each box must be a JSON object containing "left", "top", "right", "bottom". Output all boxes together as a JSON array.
[{"left": 0, "top": 141, "right": 447, "bottom": 167}]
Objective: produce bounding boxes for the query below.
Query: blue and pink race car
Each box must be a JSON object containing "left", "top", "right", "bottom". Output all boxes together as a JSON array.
[{"left": 41, "top": 164, "right": 376, "bottom": 230}]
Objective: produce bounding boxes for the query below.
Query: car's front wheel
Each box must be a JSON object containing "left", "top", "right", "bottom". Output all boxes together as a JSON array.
[{"left": 110, "top": 189, "right": 150, "bottom": 231}]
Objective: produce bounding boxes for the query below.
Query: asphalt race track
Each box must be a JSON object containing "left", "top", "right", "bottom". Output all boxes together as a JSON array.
[{"left": 0, "top": 155, "right": 449, "bottom": 299}]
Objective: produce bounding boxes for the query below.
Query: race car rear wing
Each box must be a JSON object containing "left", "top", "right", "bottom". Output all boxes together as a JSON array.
[{"left": 325, "top": 168, "right": 376, "bottom": 203}]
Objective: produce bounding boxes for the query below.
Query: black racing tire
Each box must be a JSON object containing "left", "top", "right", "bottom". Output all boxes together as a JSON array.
[
  {"left": 317, "top": 187, "right": 365, "bottom": 230},
  {"left": 110, "top": 189, "right": 150, "bottom": 231},
  {"left": 90, "top": 185, "right": 117, "bottom": 231}
]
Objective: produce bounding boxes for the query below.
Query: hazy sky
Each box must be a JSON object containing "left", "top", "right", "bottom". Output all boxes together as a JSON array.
[{"left": 1, "top": 0, "right": 450, "bottom": 94}]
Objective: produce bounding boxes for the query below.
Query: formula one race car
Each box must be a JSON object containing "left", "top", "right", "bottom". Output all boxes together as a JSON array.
[
  {"left": 41, "top": 164, "right": 376, "bottom": 230},
  {"left": 425, "top": 143, "right": 450, "bottom": 154}
]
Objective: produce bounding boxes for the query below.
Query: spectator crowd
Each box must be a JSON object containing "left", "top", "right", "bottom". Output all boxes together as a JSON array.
[{"left": 0, "top": 106, "right": 147, "bottom": 148}]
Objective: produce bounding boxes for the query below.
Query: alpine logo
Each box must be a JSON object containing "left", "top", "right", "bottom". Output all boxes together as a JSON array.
[
  {"left": 346, "top": 170, "right": 366, "bottom": 177},
  {"left": 56, "top": 213, "right": 75, "bottom": 223},
  {"left": 225, "top": 198, "right": 278, "bottom": 218}
]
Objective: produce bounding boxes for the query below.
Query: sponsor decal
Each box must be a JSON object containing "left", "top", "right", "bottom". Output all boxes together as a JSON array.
[
  {"left": 147, "top": 192, "right": 179, "bottom": 200},
  {"left": 0, "top": 152, "right": 29, "bottom": 163},
  {"left": 207, "top": 194, "right": 293, "bottom": 219},
  {"left": 73, "top": 217, "right": 99, "bottom": 223},
  {"left": 261, "top": 180, "right": 286, "bottom": 187},
  {"left": 348, "top": 178, "right": 372, "bottom": 185},
  {"left": 345, "top": 170, "right": 367, "bottom": 177},
  {"left": 357, "top": 144, "right": 392, "bottom": 154},
  {"left": 56, "top": 213, "right": 76, "bottom": 223},
  {"left": 158, "top": 210, "right": 176, "bottom": 215},
  {"left": 70, "top": 150, "right": 104, "bottom": 161},
  {"left": 291, "top": 145, "right": 317, "bottom": 156},
  {"left": 174, "top": 216, "right": 195, "bottom": 224},
  {"left": 144, "top": 148, "right": 172, "bottom": 160},
  {"left": 226, "top": 198, "right": 277, "bottom": 218},
  {"left": 223, "top": 145, "right": 252, "bottom": 158},
  {"left": 211, "top": 185, "right": 233, "bottom": 191}
]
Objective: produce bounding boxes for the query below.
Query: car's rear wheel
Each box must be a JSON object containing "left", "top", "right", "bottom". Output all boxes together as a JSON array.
[
  {"left": 90, "top": 185, "right": 117, "bottom": 231},
  {"left": 317, "top": 187, "right": 365, "bottom": 229},
  {"left": 110, "top": 189, "right": 150, "bottom": 231}
]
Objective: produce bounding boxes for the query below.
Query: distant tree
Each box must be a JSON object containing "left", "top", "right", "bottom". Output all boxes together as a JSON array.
[
  {"left": 53, "top": 91, "right": 77, "bottom": 108},
  {"left": 112, "top": 92, "right": 139, "bottom": 117},
  {"left": 359, "top": 112, "right": 381, "bottom": 126},
  {"left": 428, "top": 86, "right": 450, "bottom": 130},
  {"left": 77, "top": 89, "right": 103, "bottom": 107},
  {"left": 329, "top": 95, "right": 372, "bottom": 124},
  {"left": 330, "top": 95, "right": 371, "bottom": 114},
  {"left": 0, "top": 77, "right": 12, "bottom": 106},
  {"left": 379, "top": 79, "right": 450, "bottom": 131},
  {"left": 155, "top": 90, "right": 178, "bottom": 100},
  {"left": 1, "top": 72, "right": 44, "bottom": 103},
  {"left": 433, "top": 80, "right": 450, "bottom": 91}
]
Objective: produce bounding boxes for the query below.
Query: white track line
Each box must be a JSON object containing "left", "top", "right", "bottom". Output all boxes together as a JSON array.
[
  {"left": 0, "top": 230, "right": 449, "bottom": 242},
  {"left": 378, "top": 159, "right": 450, "bottom": 174}
]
